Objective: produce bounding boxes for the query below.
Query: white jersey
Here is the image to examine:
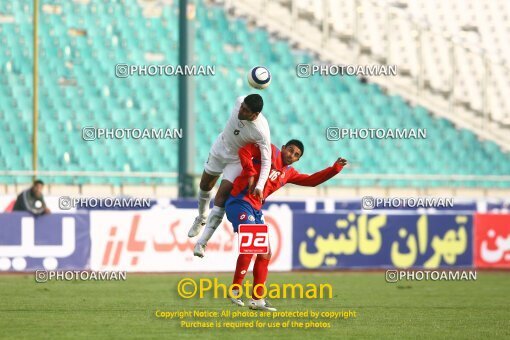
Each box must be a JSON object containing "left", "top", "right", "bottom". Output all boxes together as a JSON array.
[{"left": 210, "top": 96, "right": 271, "bottom": 191}]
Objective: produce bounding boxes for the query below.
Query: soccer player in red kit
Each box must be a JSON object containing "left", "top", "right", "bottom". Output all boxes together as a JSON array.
[{"left": 225, "top": 139, "right": 347, "bottom": 311}]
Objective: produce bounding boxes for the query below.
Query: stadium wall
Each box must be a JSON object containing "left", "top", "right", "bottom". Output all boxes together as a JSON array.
[{"left": 1, "top": 204, "right": 509, "bottom": 272}]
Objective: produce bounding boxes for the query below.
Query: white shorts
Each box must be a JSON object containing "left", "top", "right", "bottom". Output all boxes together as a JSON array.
[{"left": 204, "top": 153, "right": 242, "bottom": 183}]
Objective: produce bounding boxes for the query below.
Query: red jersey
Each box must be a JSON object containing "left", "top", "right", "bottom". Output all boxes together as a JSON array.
[{"left": 230, "top": 144, "right": 344, "bottom": 210}]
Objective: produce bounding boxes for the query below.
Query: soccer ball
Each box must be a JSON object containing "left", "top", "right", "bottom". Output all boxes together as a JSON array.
[{"left": 247, "top": 66, "right": 271, "bottom": 90}]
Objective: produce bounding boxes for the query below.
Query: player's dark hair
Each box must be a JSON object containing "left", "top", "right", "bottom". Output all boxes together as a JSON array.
[
  {"left": 285, "top": 139, "right": 304, "bottom": 156},
  {"left": 33, "top": 179, "right": 44, "bottom": 186},
  {"left": 244, "top": 94, "right": 263, "bottom": 113}
]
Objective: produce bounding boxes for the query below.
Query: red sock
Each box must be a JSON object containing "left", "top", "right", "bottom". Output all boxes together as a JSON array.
[
  {"left": 232, "top": 254, "right": 253, "bottom": 286},
  {"left": 253, "top": 256, "right": 270, "bottom": 300}
]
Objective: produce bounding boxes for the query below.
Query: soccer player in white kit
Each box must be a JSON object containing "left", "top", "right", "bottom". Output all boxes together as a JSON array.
[{"left": 188, "top": 94, "right": 271, "bottom": 257}]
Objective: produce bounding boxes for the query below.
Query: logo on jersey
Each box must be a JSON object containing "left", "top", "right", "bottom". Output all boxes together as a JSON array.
[
  {"left": 238, "top": 121, "right": 245, "bottom": 128},
  {"left": 238, "top": 212, "right": 247, "bottom": 221},
  {"left": 238, "top": 224, "right": 269, "bottom": 254},
  {"left": 234, "top": 129, "right": 240, "bottom": 135},
  {"left": 248, "top": 215, "right": 255, "bottom": 222},
  {"left": 269, "top": 169, "right": 281, "bottom": 181}
]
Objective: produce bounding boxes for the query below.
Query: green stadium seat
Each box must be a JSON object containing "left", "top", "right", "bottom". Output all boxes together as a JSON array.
[{"left": 1, "top": 0, "right": 509, "bottom": 187}]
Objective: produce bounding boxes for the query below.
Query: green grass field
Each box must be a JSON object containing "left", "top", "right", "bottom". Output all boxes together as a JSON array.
[{"left": 1, "top": 272, "right": 509, "bottom": 339}]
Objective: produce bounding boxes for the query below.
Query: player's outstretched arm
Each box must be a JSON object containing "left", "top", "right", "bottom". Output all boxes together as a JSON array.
[
  {"left": 288, "top": 158, "right": 347, "bottom": 187},
  {"left": 238, "top": 144, "right": 260, "bottom": 177},
  {"left": 238, "top": 144, "right": 261, "bottom": 193}
]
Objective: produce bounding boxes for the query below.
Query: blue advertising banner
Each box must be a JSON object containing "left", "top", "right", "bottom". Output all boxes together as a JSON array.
[
  {"left": 0, "top": 212, "right": 90, "bottom": 271},
  {"left": 293, "top": 212, "right": 473, "bottom": 269}
]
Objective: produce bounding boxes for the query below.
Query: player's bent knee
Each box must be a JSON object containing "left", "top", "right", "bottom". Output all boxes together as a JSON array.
[
  {"left": 199, "top": 182, "right": 213, "bottom": 192},
  {"left": 199, "top": 172, "right": 218, "bottom": 191}
]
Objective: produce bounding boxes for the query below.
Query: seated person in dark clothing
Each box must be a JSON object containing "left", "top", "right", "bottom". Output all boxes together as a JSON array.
[{"left": 13, "top": 180, "right": 50, "bottom": 215}]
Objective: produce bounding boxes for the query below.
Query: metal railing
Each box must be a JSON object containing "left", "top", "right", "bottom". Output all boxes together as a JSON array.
[{"left": 1, "top": 170, "right": 509, "bottom": 187}]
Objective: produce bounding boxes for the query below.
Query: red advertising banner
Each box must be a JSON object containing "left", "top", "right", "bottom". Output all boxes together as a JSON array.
[{"left": 474, "top": 214, "right": 510, "bottom": 268}]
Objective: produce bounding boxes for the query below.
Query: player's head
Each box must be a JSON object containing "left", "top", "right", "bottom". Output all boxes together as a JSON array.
[
  {"left": 281, "top": 139, "right": 304, "bottom": 165},
  {"left": 32, "top": 179, "right": 44, "bottom": 198},
  {"left": 238, "top": 94, "right": 263, "bottom": 121}
]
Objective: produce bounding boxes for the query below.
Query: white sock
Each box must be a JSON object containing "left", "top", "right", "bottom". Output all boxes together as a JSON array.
[
  {"left": 198, "top": 206, "right": 225, "bottom": 245},
  {"left": 198, "top": 190, "right": 211, "bottom": 218}
]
